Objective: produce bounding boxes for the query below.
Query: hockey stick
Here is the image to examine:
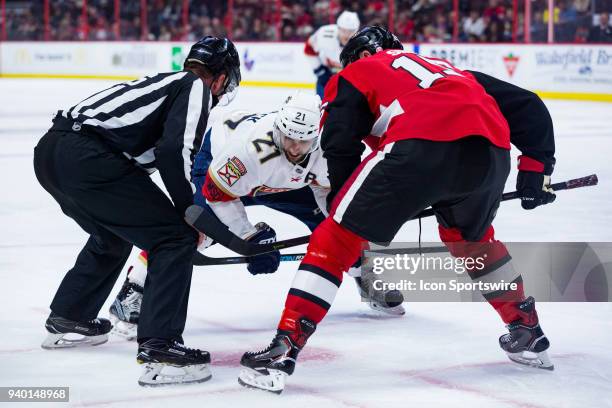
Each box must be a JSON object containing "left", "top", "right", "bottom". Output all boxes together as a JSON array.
[
  {"left": 192, "top": 246, "right": 450, "bottom": 266},
  {"left": 185, "top": 205, "right": 310, "bottom": 257},
  {"left": 193, "top": 251, "right": 304, "bottom": 266},
  {"left": 185, "top": 174, "right": 598, "bottom": 258},
  {"left": 414, "top": 173, "right": 599, "bottom": 218}
]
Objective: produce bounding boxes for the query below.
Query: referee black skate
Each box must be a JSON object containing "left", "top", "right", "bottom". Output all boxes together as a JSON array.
[{"left": 34, "top": 36, "right": 240, "bottom": 387}]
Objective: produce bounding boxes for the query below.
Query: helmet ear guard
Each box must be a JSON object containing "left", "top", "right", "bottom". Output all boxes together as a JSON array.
[{"left": 339, "top": 26, "right": 403, "bottom": 68}]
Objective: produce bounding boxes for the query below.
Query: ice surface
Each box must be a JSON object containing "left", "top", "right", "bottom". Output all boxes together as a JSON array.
[{"left": 1, "top": 79, "right": 611, "bottom": 407}]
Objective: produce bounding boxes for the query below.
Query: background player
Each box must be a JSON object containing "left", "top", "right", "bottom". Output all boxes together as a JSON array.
[
  {"left": 238, "top": 26, "right": 557, "bottom": 393},
  {"left": 34, "top": 36, "right": 241, "bottom": 387},
  {"left": 304, "top": 10, "right": 360, "bottom": 98},
  {"left": 109, "top": 91, "right": 406, "bottom": 340}
]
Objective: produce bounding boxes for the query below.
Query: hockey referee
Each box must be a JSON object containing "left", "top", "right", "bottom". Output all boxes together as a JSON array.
[{"left": 34, "top": 36, "right": 240, "bottom": 385}]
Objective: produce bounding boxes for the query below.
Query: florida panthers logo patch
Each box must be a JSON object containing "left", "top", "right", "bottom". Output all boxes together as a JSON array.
[{"left": 217, "top": 157, "right": 247, "bottom": 187}]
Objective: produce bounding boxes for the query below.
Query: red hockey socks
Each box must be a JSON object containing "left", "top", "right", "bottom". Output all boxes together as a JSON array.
[
  {"left": 281, "top": 217, "right": 365, "bottom": 327},
  {"left": 439, "top": 225, "right": 527, "bottom": 324}
]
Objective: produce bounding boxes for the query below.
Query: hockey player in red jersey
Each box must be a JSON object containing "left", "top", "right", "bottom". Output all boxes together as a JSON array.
[{"left": 238, "top": 26, "right": 557, "bottom": 393}]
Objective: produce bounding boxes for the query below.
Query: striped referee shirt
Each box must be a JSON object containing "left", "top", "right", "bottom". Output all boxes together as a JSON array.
[{"left": 58, "top": 71, "right": 211, "bottom": 214}]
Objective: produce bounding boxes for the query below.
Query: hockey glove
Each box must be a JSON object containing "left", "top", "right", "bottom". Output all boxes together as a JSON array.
[
  {"left": 516, "top": 155, "right": 556, "bottom": 210},
  {"left": 245, "top": 222, "right": 281, "bottom": 275},
  {"left": 313, "top": 65, "right": 332, "bottom": 78}
]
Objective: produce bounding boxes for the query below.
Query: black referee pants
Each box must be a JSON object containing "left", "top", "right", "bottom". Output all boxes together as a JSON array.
[{"left": 33, "top": 129, "right": 198, "bottom": 341}]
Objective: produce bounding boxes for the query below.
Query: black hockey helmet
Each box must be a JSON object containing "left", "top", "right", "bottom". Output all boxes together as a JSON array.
[
  {"left": 184, "top": 36, "right": 241, "bottom": 95},
  {"left": 339, "top": 26, "right": 403, "bottom": 68}
]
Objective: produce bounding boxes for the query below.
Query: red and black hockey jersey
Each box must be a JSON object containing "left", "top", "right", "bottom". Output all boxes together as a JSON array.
[{"left": 320, "top": 50, "right": 555, "bottom": 203}]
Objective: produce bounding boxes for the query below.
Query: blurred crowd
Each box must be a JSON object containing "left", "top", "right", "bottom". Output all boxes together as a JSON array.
[{"left": 3, "top": 0, "right": 612, "bottom": 43}]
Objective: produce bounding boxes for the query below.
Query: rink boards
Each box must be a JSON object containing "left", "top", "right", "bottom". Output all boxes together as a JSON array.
[{"left": 0, "top": 41, "right": 611, "bottom": 102}]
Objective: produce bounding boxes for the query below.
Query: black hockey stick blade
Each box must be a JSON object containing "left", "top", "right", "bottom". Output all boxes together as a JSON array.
[
  {"left": 193, "top": 251, "right": 305, "bottom": 266},
  {"left": 185, "top": 205, "right": 310, "bottom": 256}
]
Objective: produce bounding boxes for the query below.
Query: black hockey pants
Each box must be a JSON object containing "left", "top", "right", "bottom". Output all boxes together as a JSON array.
[{"left": 33, "top": 128, "right": 198, "bottom": 341}]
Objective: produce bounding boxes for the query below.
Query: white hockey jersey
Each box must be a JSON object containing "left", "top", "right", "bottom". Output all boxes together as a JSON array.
[
  {"left": 305, "top": 24, "right": 343, "bottom": 73},
  {"left": 202, "top": 110, "right": 330, "bottom": 238}
]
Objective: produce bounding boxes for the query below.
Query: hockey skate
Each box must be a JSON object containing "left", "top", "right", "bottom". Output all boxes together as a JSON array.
[
  {"left": 499, "top": 297, "right": 554, "bottom": 370},
  {"left": 354, "top": 274, "right": 405, "bottom": 316},
  {"left": 137, "top": 338, "right": 212, "bottom": 387},
  {"left": 238, "top": 315, "right": 316, "bottom": 394},
  {"left": 41, "top": 312, "right": 111, "bottom": 349},
  {"left": 109, "top": 277, "right": 143, "bottom": 341}
]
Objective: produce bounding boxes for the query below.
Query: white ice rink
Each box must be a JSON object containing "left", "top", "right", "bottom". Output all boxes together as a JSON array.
[{"left": 1, "top": 79, "right": 611, "bottom": 407}]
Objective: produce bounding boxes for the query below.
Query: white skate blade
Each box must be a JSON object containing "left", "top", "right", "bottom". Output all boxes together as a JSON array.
[
  {"left": 238, "top": 367, "right": 287, "bottom": 394},
  {"left": 368, "top": 301, "right": 406, "bottom": 316},
  {"left": 109, "top": 315, "right": 137, "bottom": 341},
  {"left": 41, "top": 332, "right": 108, "bottom": 350},
  {"left": 138, "top": 363, "right": 212, "bottom": 387},
  {"left": 506, "top": 350, "right": 554, "bottom": 371}
]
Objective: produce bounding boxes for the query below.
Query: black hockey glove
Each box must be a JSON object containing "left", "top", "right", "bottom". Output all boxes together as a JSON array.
[
  {"left": 245, "top": 222, "right": 281, "bottom": 275},
  {"left": 516, "top": 155, "right": 556, "bottom": 210}
]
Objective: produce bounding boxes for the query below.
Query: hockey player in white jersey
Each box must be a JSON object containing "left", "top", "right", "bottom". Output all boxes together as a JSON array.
[
  {"left": 109, "top": 91, "right": 405, "bottom": 346},
  {"left": 304, "top": 11, "right": 360, "bottom": 98}
]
